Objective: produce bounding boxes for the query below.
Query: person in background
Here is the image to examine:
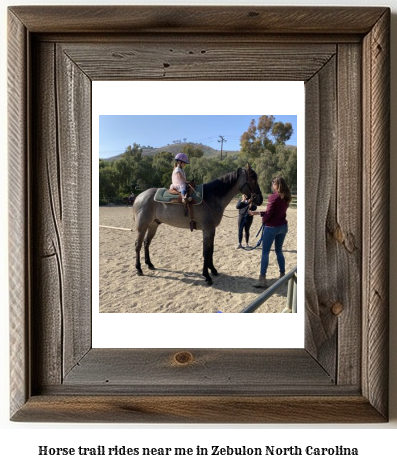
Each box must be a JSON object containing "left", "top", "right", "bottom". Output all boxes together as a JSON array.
[
  {"left": 235, "top": 194, "right": 257, "bottom": 249},
  {"left": 128, "top": 192, "right": 135, "bottom": 206},
  {"left": 249, "top": 176, "right": 291, "bottom": 288}
]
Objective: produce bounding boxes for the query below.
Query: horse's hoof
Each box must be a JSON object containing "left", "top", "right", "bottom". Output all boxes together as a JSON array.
[
  {"left": 211, "top": 269, "right": 219, "bottom": 276},
  {"left": 136, "top": 269, "right": 144, "bottom": 276},
  {"left": 147, "top": 265, "right": 155, "bottom": 270}
]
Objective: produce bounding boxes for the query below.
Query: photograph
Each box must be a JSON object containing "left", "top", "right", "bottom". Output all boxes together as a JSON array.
[{"left": 97, "top": 114, "right": 299, "bottom": 315}]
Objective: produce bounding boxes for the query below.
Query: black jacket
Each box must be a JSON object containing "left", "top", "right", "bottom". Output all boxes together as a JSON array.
[{"left": 236, "top": 199, "right": 257, "bottom": 216}]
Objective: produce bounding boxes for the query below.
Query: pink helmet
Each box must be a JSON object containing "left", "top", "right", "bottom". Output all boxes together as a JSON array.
[{"left": 175, "top": 152, "right": 189, "bottom": 164}]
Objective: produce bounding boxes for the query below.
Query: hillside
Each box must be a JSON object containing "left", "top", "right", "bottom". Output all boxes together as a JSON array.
[{"left": 102, "top": 142, "right": 240, "bottom": 161}]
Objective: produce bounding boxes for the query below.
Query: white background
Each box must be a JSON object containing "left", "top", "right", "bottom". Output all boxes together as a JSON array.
[
  {"left": 1, "top": 0, "right": 396, "bottom": 470},
  {"left": 92, "top": 81, "right": 305, "bottom": 348}
]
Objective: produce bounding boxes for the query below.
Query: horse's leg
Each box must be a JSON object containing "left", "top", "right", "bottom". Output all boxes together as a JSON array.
[
  {"left": 144, "top": 220, "right": 161, "bottom": 270},
  {"left": 208, "top": 239, "right": 218, "bottom": 276},
  {"left": 202, "top": 229, "right": 215, "bottom": 285},
  {"left": 135, "top": 228, "right": 147, "bottom": 276}
]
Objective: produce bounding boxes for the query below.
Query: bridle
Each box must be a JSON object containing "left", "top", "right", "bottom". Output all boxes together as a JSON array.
[{"left": 239, "top": 167, "right": 258, "bottom": 201}]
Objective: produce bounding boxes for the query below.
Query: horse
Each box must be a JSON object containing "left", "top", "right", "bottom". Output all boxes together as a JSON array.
[{"left": 132, "top": 163, "right": 263, "bottom": 285}]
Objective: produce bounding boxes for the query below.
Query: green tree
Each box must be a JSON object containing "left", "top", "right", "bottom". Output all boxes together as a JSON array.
[
  {"left": 240, "top": 115, "right": 294, "bottom": 157},
  {"left": 240, "top": 119, "right": 263, "bottom": 158},
  {"left": 187, "top": 156, "right": 211, "bottom": 183},
  {"left": 152, "top": 151, "right": 174, "bottom": 187},
  {"left": 182, "top": 143, "right": 204, "bottom": 159},
  {"left": 256, "top": 149, "right": 279, "bottom": 193},
  {"left": 257, "top": 115, "right": 276, "bottom": 151},
  {"left": 114, "top": 143, "right": 143, "bottom": 195},
  {"left": 283, "top": 147, "right": 297, "bottom": 191},
  {"left": 254, "top": 145, "right": 297, "bottom": 193},
  {"left": 99, "top": 162, "right": 119, "bottom": 200},
  {"left": 272, "top": 121, "right": 293, "bottom": 145},
  {"left": 239, "top": 116, "right": 296, "bottom": 193}
]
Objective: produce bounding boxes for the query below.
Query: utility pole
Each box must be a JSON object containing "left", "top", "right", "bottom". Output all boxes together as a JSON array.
[{"left": 218, "top": 135, "right": 226, "bottom": 160}]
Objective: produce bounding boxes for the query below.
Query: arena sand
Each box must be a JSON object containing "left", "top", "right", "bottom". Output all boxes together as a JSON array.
[{"left": 99, "top": 202, "right": 297, "bottom": 313}]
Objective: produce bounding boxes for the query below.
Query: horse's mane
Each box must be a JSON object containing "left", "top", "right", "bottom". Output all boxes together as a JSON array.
[{"left": 203, "top": 168, "right": 242, "bottom": 198}]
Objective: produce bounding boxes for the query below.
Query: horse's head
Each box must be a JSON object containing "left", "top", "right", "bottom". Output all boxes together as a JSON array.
[{"left": 240, "top": 163, "right": 263, "bottom": 206}]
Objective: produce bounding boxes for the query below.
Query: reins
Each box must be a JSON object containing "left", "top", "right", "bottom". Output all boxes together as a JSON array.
[
  {"left": 188, "top": 167, "right": 258, "bottom": 219},
  {"left": 241, "top": 223, "right": 264, "bottom": 251},
  {"left": 187, "top": 185, "right": 240, "bottom": 219},
  {"left": 186, "top": 183, "right": 226, "bottom": 217}
]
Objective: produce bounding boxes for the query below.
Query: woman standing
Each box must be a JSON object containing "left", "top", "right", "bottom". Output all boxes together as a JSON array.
[
  {"left": 235, "top": 194, "right": 257, "bottom": 249},
  {"left": 249, "top": 176, "right": 291, "bottom": 288}
]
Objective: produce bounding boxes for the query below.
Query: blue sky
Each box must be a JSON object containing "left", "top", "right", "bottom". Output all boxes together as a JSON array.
[{"left": 99, "top": 115, "right": 297, "bottom": 159}]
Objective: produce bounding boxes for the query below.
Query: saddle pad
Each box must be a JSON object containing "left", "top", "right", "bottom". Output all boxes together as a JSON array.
[{"left": 154, "top": 185, "right": 203, "bottom": 205}]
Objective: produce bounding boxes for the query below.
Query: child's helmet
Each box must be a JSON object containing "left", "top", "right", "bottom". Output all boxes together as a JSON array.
[{"left": 175, "top": 153, "right": 189, "bottom": 164}]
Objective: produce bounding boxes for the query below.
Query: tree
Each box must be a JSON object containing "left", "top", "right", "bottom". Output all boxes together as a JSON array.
[
  {"left": 257, "top": 115, "right": 276, "bottom": 150},
  {"left": 182, "top": 143, "right": 204, "bottom": 159},
  {"left": 114, "top": 143, "right": 144, "bottom": 194},
  {"left": 98, "top": 131, "right": 297, "bottom": 205},
  {"left": 272, "top": 122, "right": 293, "bottom": 145},
  {"left": 99, "top": 162, "right": 118, "bottom": 200},
  {"left": 256, "top": 149, "right": 279, "bottom": 193},
  {"left": 283, "top": 147, "right": 297, "bottom": 191},
  {"left": 240, "top": 119, "right": 263, "bottom": 158},
  {"left": 253, "top": 145, "right": 297, "bottom": 193},
  {"left": 240, "top": 115, "right": 293, "bottom": 157},
  {"left": 152, "top": 151, "right": 174, "bottom": 187}
]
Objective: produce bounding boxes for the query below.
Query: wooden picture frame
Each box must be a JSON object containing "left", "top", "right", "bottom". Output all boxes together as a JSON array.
[{"left": 8, "top": 6, "right": 390, "bottom": 423}]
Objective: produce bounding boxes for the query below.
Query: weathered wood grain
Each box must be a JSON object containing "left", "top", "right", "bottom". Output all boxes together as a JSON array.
[
  {"left": 8, "top": 10, "right": 29, "bottom": 419},
  {"left": 8, "top": 6, "right": 390, "bottom": 423},
  {"left": 362, "top": 9, "right": 390, "bottom": 419},
  {"left": 59, "top": 42, "right": 336, "bottom": 82},
  {"left": 9, "top": 6, "right": 387, "bottom": 34},
  {"left": 56, "top": 45, "right": 92, "bottom": 376},
  {"left": 303, "top": 42, "right": 363, "bottom": 385},
  {"left": 11, "top": 396, "right": 385, "bottom": 424},
  {"left": 63, "top": 349, "right": 333, "bottom": 389},
  {"left": 31, "top": 41, "right": 92, "bottom": 386},
  {"left": 34, "top": 33, "right": 363, "bottom": 45},
  {"left": 32, "top": 41, "right": 63, "bottom": 388},
  {"left": 304, "top": 56, "right": 338, "bottom": 377},
  {"left": 335, "top": 44, "right": 362, "bottom": 386}
]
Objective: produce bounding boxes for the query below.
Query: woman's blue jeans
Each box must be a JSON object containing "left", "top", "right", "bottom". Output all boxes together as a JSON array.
[{"left": 260, "top": 224, "right": 288, "bottom": 276}]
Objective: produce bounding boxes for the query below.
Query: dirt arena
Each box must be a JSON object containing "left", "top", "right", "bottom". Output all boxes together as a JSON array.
[{"left": 99, "top": 201, "right": 297, "bottom": 313}]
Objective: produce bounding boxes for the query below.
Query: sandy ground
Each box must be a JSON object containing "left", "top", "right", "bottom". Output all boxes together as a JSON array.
[{"left": 99, "top": 201, "right": 297, "bottom": 313}]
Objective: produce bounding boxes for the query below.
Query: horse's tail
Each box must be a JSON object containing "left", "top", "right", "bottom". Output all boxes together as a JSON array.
[
  {"left": 131, "top": 205, "right": 136, "bottom": 225},
  {"left": 131, "top": 196, "right": 141, "bottom": 230}
]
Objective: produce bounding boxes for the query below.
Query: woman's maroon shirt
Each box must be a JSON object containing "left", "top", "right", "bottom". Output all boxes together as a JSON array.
[{"left": 260, "top": 192, "right": 289, "bottom": 227}]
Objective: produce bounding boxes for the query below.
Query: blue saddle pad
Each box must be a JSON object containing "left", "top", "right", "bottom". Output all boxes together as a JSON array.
[{"left": 154, "top": 185, "right": 203, "bottom": 204}]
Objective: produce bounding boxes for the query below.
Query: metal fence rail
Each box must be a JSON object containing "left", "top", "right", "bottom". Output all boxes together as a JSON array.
[{"left": 241, "top": 266, "right": 297, "bottom": 313}]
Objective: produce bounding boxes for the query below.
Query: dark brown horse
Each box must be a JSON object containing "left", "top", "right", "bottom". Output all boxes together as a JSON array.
[{"left": 132, "top": 163, "right": 263, "bottom": 285}]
